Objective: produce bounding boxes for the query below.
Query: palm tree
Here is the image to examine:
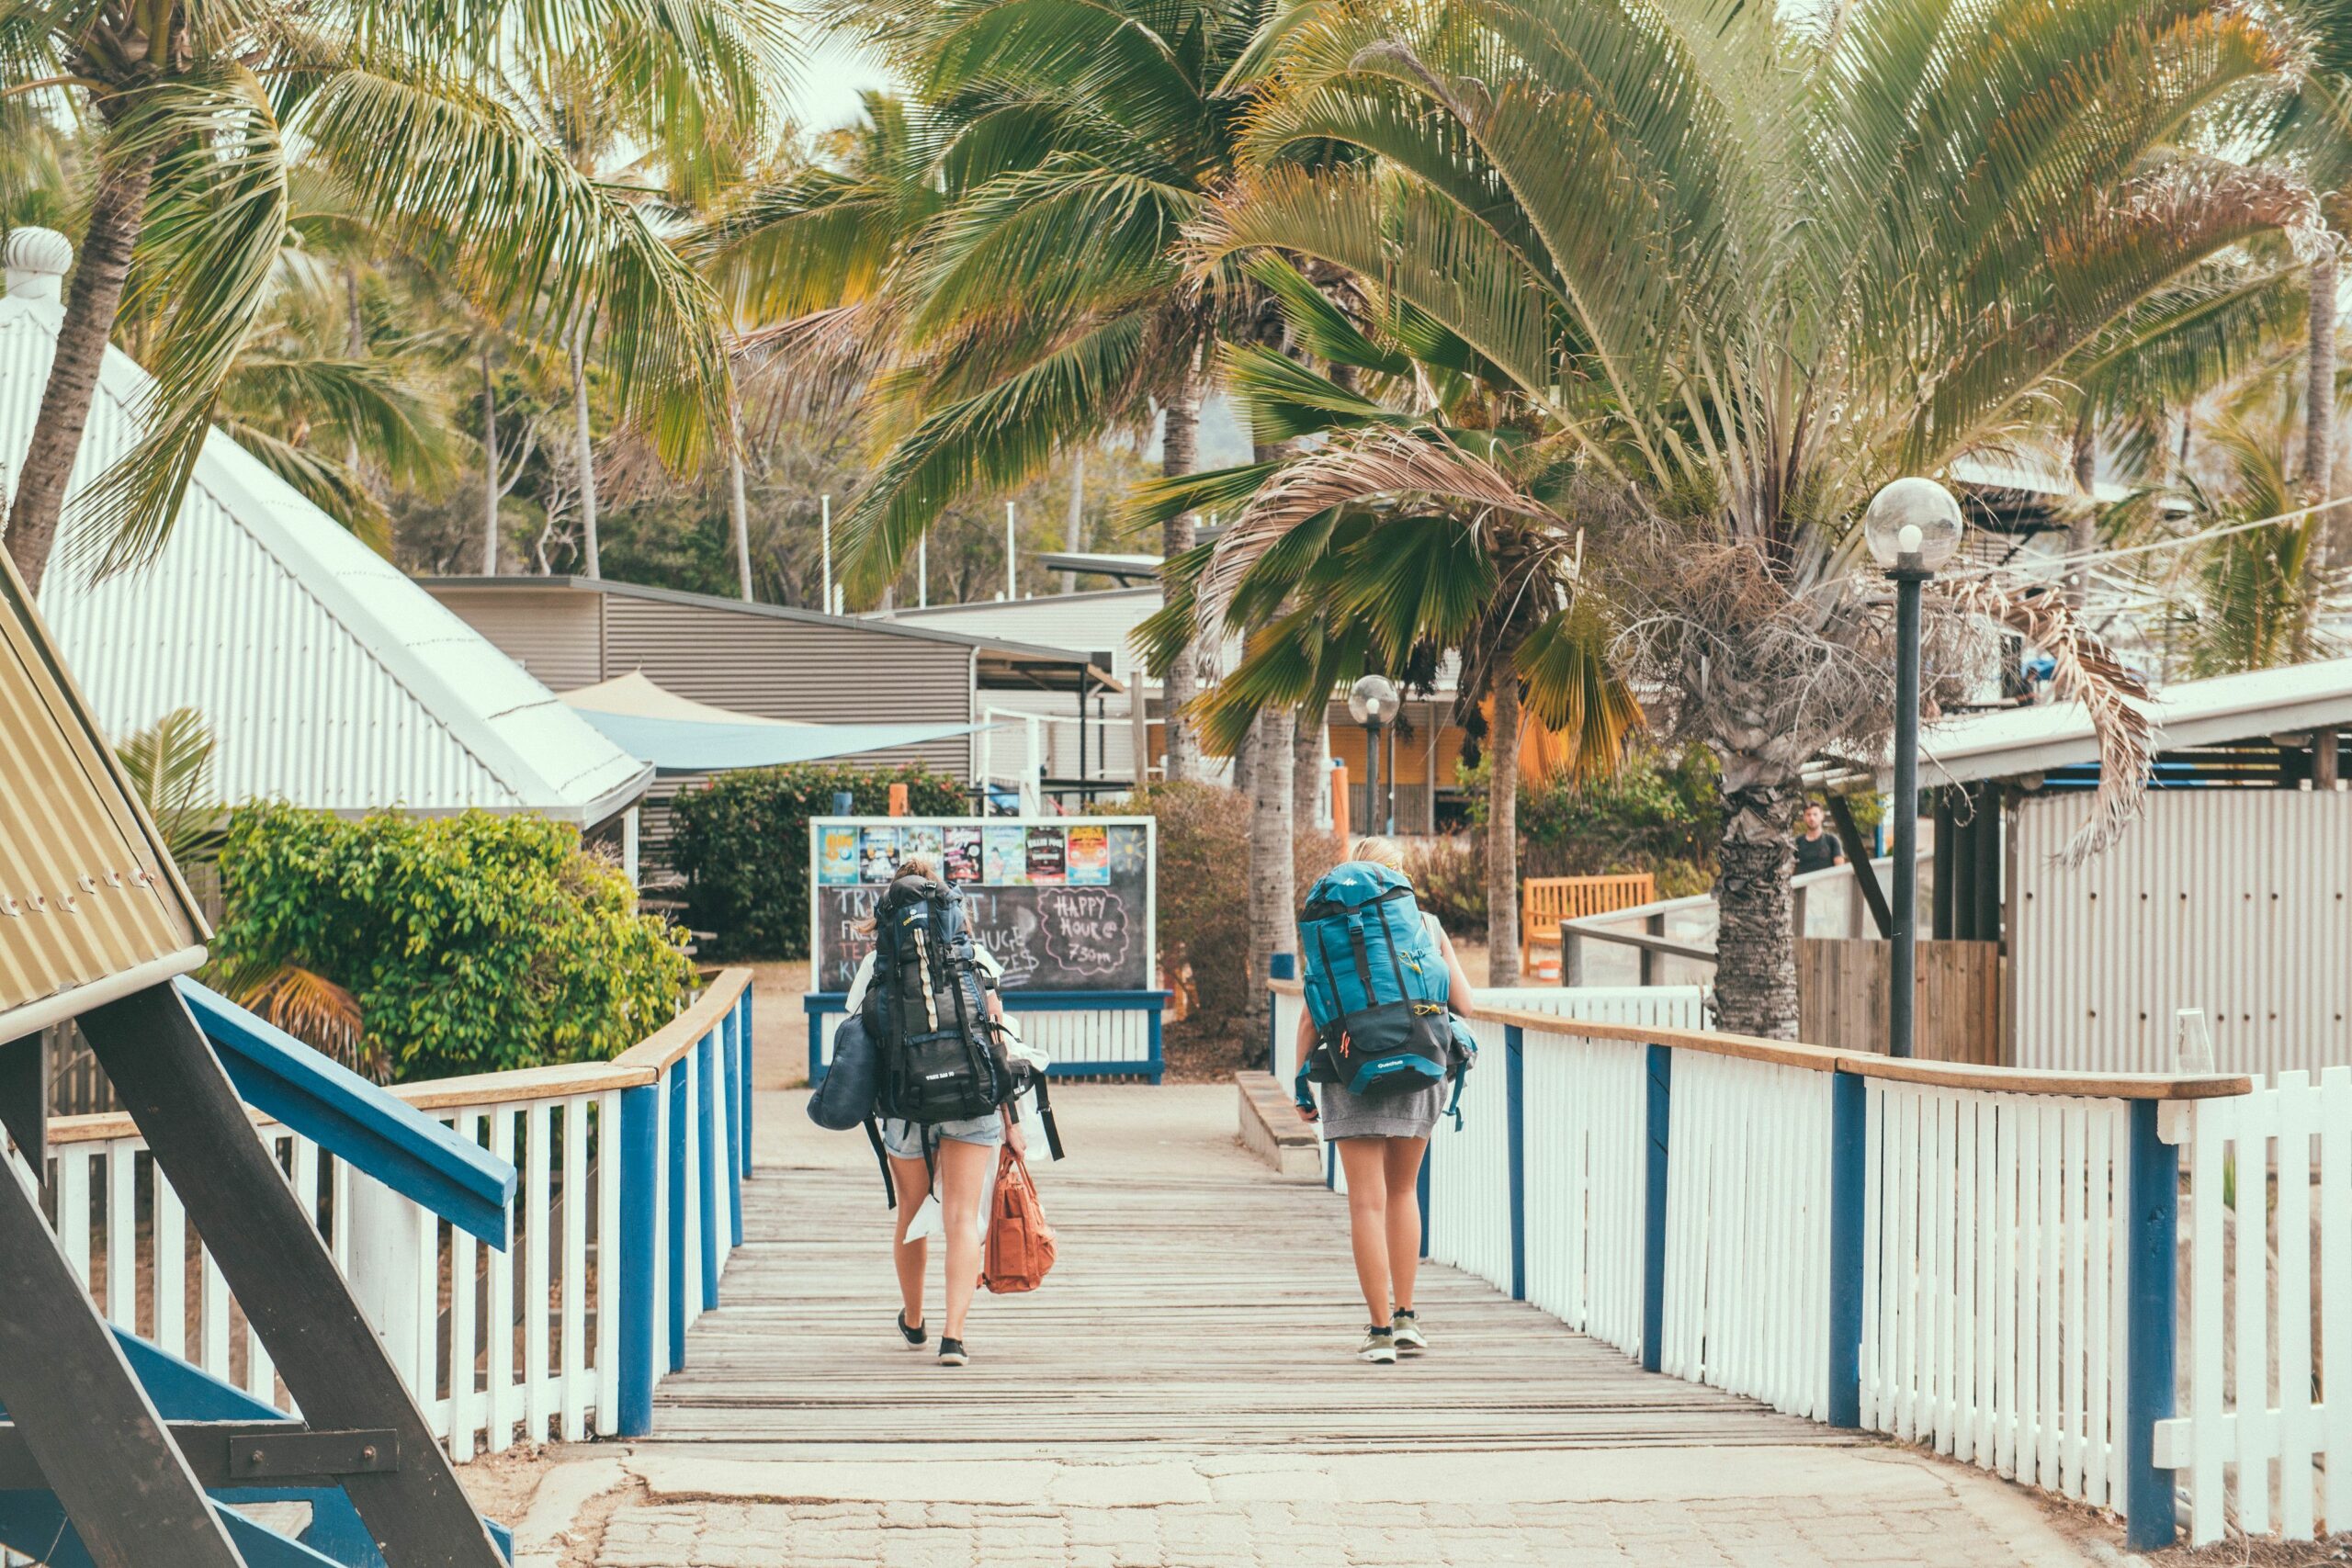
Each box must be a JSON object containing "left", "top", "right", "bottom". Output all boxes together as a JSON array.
[
  {"left": 1136, "top": 258, "right": 1639, "bottom": 987},
  {"left": 1, "top": 0, "right": 778, "bottom": 593},
  {"left": 1188, "top": 0, "right": 2305, "bottom": 1035},
  {"left": 815, "top": 0, "right": 1310, "bottom": 782}
]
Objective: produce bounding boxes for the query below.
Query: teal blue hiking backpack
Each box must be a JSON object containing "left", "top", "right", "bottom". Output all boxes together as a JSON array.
[{"left": 1295, "top": 862, "right": 1470, "bottom": 1109}]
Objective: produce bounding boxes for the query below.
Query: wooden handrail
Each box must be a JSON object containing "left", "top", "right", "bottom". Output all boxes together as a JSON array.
[
  {"left": 48, "top": 968, "right": 757, "bottom": 1147},
  {"left": 1266, "top": 978, "right": 2252, "bottom": 1101}
]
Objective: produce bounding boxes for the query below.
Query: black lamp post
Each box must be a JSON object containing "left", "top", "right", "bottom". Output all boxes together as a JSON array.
[
  {"left": 1861, "top": 478, "right": 1964, "bottom": 1060},
  {"left": 1347, "top": 674, "right": 1400, "bottom": 837}
]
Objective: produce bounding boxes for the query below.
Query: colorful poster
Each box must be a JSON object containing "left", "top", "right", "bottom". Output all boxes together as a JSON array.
[
  {"left": 901, "top": 824, "right": 944, "bottom": 867},
  {"left": 1066, "top": 823, "right": 1110, "bottom": 885},
  {"left": 983, "top": 825, "right": 1026, "bottom": 884},
  {"left": 1107, "top": 824, "right": 1148, "bottom": 875},
  {"left": 1025, "top": 825, "right": 1067, "bottom": 884},
  {"left": 819, "top": 827, "right": 859, "bottom": 885},
  {"left": 944, "top": 825, "right": 983, "bottom": 885},
  {"left": 859, "top": 827, "right": 900, "bottom": 883}
]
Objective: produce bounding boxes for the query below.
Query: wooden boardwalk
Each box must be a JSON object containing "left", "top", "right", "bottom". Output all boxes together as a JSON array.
[{"left": 651, "top": 1152, "right": 1854, "bottom": 1457}]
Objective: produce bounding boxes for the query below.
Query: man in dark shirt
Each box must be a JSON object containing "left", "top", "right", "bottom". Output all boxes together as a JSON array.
[{"left": 1792, "top": 800, "right": 1845, "bottom": 875}]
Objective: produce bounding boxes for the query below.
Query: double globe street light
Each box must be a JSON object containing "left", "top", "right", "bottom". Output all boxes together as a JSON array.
[{"left": 1860, "top": 478, "right": 1966, "bottom": 1060}]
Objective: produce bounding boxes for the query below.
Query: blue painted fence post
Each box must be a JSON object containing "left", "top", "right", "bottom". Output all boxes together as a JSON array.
[
  {"left": 667, "top": 1062, "right": 689, "bottom": 1372},
  {"left": 616, "top": 1082, "right": 660, "bottom": 1436},
  {"left": 1506, "top": 1024, "right": 1526, "bottom": 1301},
  {"left": 1640, "top": 1043, "right": 1671, "bottom": 1373},
  {"left": 737, "top": 987, "right": 755, "bottom": 1180},
  {"left": 1826, "top": 1070, "right": 1866, "bottom": 1428},
  {"left": 698, "top": 1030, "right": 723, "bottom": 1308},
  {"left": 724, "top": 1012, "right": 745, "bottom": 1248},
  {"left": 1268, "top": 953, "right": 1295, "bottom": 1078},
  {"left": 2125, "top": 1100, "right": 2180, "bottom": 1551}
]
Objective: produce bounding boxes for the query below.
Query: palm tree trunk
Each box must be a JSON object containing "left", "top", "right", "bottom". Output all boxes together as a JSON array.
[
  {"left": 1713, "top": 777, "right": 1802, "bottom": 1039},
  {"left": 481, "top": 344, "right": 500, "bottom": 576},
  {"left": 6, "top": 145, "right": 158, "bottom": 594},
  {"left": 1293, "top": 707, "right": 1326, "bottom": 833},
  {"left": 2066, "top": 404, "right": 2097, "bottom": 608},
  {"left": 2308, "top": 248, "right": 2337, "bottom": 506},
  {"left": 1244, "top": 705, "right": 1296, "bottom": 1050},
  {"left": 1485, "top": 679, "right": 1524, "bottom": 987},
  {"left": 728, "top": 423, "right": 753, "bottom": 602},
  {"left": 568, "top": 321, "right": 601, "bottom": 579},
  {"left": 343, "top": 268, "right": 366, "bottom": 479},
  {"left": 1159, "top": 359, "right": 1203, "bottom": 783},
  {"left": 1062, "top": 446, "right": 1084, "bottom": 594}
]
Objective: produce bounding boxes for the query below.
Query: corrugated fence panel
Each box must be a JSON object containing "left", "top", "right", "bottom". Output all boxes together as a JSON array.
[{"left": 2014, "top": 793, "right": 2352, "bottom": 1077}]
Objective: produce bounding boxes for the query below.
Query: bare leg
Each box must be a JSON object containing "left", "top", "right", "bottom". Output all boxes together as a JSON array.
[
  {"left": 1338, "top": 1138, "right": 1394, "bottom": 1327},
  {"left": 1384, "top": 1137, "right": 1429, "bottom": 1314},
  {"left": 888, "top": 1154, "right": 933, "bottom": 1331},
  {"left": 936, "top": 1137, "right": 996, "bottom": 1340}
]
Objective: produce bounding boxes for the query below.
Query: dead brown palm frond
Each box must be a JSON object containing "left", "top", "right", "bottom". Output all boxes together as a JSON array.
[
  {"left": 1942, "top": 579, "right": 2157, "bottom": 863},
  {"left": 1198, "top": 424, "right": 1553, "bottom": 635},
  {"left": 228, "top": 962, "right": 385, "bottom": 1083}
]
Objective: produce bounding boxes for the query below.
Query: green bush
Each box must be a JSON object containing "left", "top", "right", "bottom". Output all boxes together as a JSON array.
[
  {"left": 668, "top": 762, "right": 967, "bottom": 959},
  {"left": 210, "top": 806, "right": 695, "bottom": 1082}
]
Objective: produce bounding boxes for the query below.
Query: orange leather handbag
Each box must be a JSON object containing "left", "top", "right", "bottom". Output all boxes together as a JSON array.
[{"left": 980, "top": 1146, "right": 1057, "bottom": 1293}]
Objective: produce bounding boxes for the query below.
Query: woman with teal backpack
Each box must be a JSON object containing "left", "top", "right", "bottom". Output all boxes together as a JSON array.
[{"left": 1294, "top": 837, "right": 1476, "bottom": 1363}]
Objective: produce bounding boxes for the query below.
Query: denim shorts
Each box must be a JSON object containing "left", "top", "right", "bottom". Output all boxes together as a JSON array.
[{"left": 877, "top": 1113, "right": 1004, "bottom": 1161}]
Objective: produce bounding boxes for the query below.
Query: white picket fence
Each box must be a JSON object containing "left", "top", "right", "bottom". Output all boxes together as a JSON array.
[
  {"left": 1270, "top": 976, "right": 2264, "bottom": 1551},
  {"left": 2164, "top": 1066, "right": 2352, "bottom": 1544},
  {"left": 25, "top": 969, "right": 752, "bottom": 1461}
]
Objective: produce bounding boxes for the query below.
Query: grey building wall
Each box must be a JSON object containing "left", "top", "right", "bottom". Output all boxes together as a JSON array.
[{"left": 428, "top": 585, "right": 604, "bottom": 692}]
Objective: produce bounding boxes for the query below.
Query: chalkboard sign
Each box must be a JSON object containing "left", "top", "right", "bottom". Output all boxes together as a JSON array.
[{"left": 808, "top": 817, "right": 1156, "bottom": 994}]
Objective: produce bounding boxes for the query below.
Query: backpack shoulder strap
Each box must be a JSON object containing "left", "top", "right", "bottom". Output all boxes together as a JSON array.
[{"left": 863, "top": 1116, "right": 898, "bottom": 1209}]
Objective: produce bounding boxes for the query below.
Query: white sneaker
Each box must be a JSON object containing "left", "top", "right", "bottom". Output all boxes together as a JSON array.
[
  {"left": 1392, "top": 1313, "right": 1428, "bottom": 1355},
  {"left": 1358, "top": 1326, "right": 1397, "bottom": 1365}
]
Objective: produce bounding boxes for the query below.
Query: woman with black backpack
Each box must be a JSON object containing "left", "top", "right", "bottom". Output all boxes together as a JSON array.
[
  {"left": 1294, "top": 837, "right": 1476, "bottom": 1364},
  {"left": 843, "top": 858, "right": 1026, "bottom": 1368}
]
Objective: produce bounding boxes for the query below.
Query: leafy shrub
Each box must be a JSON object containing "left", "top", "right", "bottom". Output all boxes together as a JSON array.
[
  {"left": 1102, "top": 782, "right": 1342, "bottom": 1046},
  {"left": 668, "top": 762, "right": 967, "bottom": 959},
  {"left": 1403, "top": 836, "right": 1487, "bottom": 936},
  {"left": 210, "top": 806, "right": 695, "bottom": 1082}
]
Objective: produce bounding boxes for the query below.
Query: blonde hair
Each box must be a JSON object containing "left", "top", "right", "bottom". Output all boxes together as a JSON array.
[
  {"left": 1350, "top": 836, "right": 1406, "bottom": 870},
  {"left": 854, "top": 856, "right": 938, "bottom": 934}
]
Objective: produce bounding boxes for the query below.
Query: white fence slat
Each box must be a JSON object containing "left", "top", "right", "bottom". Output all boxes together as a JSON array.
[
  {"left": 526, "top": 1100, "right": 554, "bottom": 1445},
  {"left": 2277, "top": 1072, "right": 2315, "bottom": 1540},
  {"left": 2234, "top": 1088, "right": 2272, "bottom": 1538},
  {"left": 596, "top": 1088, "right": 622, "bottom": 1438},
  {"left": 2062, "top": 1103, "right": 2086, "bottom": 1495},
  {"left": 449, "top": 1111, "right": 481, "bottom": 1464},
  {"left": 106, "top": 1145, "right": 135, "bottom": 1329},
  {"left": 2323, "top": 1066, "right": 2352, "bottom": 1535},
  {"left": 561, "top": 1095, "right": 589, "bottom": 1442},
  {"left": 488, "top": 1107, "right": 516, "bottom": 1453},
  {"left": 2084, "top": 1105, "right": 2111, "bottom": 1508},
  {"left": 153, "top": 1174, "right": 186, "bottom": 1360}
]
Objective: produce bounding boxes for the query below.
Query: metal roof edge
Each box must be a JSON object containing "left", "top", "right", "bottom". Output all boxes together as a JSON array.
[{"left": 417, "top": 574, "right": 1096, "bottom": 661}]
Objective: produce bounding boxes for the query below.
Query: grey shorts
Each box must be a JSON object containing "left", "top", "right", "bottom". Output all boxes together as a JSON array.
[{"left": 877, "top": 1113, "right": 1004, "bottom": 1161}]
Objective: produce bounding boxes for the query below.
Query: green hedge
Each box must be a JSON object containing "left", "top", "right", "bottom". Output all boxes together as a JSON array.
[
  {"left": 668, "top": 762, "right": 967, "bottom": 959},
  {"left": 209, "top": 805, "right": 695, "bottom": 1082}
]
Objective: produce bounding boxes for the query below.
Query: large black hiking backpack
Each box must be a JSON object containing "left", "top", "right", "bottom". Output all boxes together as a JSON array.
[{"left": 862, "top": 874, "right": 1013, "bottom": 1126}]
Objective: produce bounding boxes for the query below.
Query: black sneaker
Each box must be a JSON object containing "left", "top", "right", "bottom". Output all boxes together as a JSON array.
[
  {"left": 938, "top": 1337, "right": 969, "bottom": 1367},
  {"left": 897, "top": 1310, "right": 927, "bottom": 1348}
]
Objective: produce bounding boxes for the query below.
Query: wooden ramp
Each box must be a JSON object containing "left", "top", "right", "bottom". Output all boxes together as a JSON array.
[{"left": 651, "top": 1160, "right": 1854, "bottom": 1456}]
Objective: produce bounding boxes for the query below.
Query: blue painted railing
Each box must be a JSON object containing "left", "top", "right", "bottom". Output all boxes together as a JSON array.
[
  {"left": 1271, "top": 979, "right": 2246, "bottom": 1551},
  {"left": 805, "top": 989, "right": 1170, "bottom": 1084}
]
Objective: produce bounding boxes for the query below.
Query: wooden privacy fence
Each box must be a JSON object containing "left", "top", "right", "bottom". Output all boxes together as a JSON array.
[
  {"left": 1520, "top": 874, "right": 1657, "bottom": 976},
  {"left": 1271, "top": 978, "right": 2251, "bottom": 1551},
  {"left": 28, "top": 969, "right": 754, "bottom": 1459},
  {"left": 1796, "top": 938, "right": 2007, "bottom": 1065}
]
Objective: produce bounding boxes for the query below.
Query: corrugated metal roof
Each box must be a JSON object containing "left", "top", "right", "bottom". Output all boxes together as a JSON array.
[
  {"left": 0, "top": 293, "right": 651, "bottom": 824},
  {"left": 0, "top": 549, "right": 208, "bottom": 1039},
  {"left": 1906, "top": 658, "right": 2352, "bottom": 786}
]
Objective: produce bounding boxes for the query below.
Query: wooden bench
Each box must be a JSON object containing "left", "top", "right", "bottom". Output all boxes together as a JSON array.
[{"left": 1520, "top": 873, "right": 1657, "bottom": 976}]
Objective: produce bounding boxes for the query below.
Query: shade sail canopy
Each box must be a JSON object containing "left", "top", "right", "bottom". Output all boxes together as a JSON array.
[
  {"left": 567, "top": 705, "right": 990, "bottom": 773},
  {"left": 557, "top": 671, "right": 809, "bottom": 728}
]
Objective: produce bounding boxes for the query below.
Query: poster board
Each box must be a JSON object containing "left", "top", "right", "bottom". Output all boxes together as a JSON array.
[{"left": 809, "top": 817, "right": 1157, "bottom": 994}]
